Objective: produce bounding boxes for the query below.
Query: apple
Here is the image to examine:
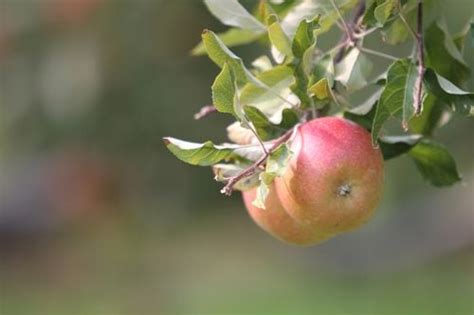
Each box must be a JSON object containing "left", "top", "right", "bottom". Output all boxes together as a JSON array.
[
  {"left": 242, "top": 185, "right": 329, "bottom": 245},
  {"left": 243, "top": 117, "right": 384, "bottom": 245}
]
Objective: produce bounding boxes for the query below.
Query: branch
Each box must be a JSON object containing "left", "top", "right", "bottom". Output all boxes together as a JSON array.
[
  {"left": 329, "top": 0, "right": 352, "bottom": 39},
  {"left": 334, "top": 0, "right": 366, "bottom": 63},
  {"left": 413, "top": 0, "right": 424, "bottom": 116},
  {"left": 358, "top": 46, "right": 398, "bottom": 61},
  {"left": 194, "top": 105, "right": 217, "bottom": 120},
  {"left": 397, "top": 1, "right": 418, "bottom": 41},
  {"left": 220, "top": 127, "right": 296, "bottom": 196}
]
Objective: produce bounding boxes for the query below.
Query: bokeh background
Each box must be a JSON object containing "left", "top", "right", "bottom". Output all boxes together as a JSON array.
[{"left": 0, "top": 0, "right": 473, "bottom": 314}]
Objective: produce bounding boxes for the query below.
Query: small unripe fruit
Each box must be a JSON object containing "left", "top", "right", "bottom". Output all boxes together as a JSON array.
[{"left": 243, "top": 117, "right": 384, "bottom": 245}]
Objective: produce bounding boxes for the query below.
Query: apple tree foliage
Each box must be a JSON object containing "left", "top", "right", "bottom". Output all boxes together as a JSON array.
[{"left": 164, "top": 0, "right": 473, "bottom": 206}]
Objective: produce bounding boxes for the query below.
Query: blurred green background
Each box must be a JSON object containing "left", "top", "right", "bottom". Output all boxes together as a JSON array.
[{"left": 0, "top": 1, "right": 473, "bottom": 314}]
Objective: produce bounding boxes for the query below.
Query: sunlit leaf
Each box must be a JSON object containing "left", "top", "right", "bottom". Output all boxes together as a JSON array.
[
  {"left": 212, "top": 163, "right": 260, "bottom": 191},
  {"left": 202, "top": 30, "right": 260, "bottom": 86},
  {"left": 308, "top": 78, "right": 330, "bottom": 100},
  {"left": 290, "top": 17, "right": 319, "bottom": 108},
  {"left": 335, "top": 48, "right": 373, "bottom": 92},
  {"left": 244, "top": 106, "right": 298, "bottom": 140},
  {"left": 204, "top": 0, "right": 266, "bottom": 33},
  {"left": 240, "top": 65, "right": 295, "bottom": 122},
  {"left": 265, "top": 143, "right": 292, "bottom": 178},
  {"left": 252, "top": 144, "right": 292, "bottom": 209},
  {"left": 211, "top": 63, "right": 237, "bottom": 116},
  {"left": 164, "top": 136, "right": 273, "bottom": 166},
  {"left": 253, "top": 180, "right": 270, "bottom": 209},
  {"left": 281, "top": 0, "right": 357, "bottom": 38},
  {"left": 192, "top": 28, "right": 262, "bottom": 56},
  {"left": 267, "top": 15, "right": 294, "bottom": 59},
  {"left": 252, "top": 55, "right": 274, "bottom": 72},
  {"left": 163, "top": 137, "right": 235, "bottom": 166}
]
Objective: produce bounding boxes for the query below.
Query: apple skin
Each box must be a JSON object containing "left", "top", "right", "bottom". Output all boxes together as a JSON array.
[
  {"left": 274, "top": 117, "right": 384, "bottom": 235},
  {"left": 242, "top": 186, "right": 327, "bottom": 245}
]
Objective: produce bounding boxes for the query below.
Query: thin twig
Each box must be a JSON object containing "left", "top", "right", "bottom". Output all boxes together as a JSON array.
[
  {"left": 334, "top": 0, "right": 366, "bottom": 63},
  {"left": 234, "top": 82, "right": 268, "bottom": 155},
  {"left": 194, "top": 105, "right": 217, "bottom": 120},
  {"left": 354, "top": 27, "right": 378, "bottom": 39},
  {"left": 358, "top": 46, "right": 398, "bottom": 61},
  {"left": 397, "top": 1, "right": 418, "bottom": 40},
  {"left": 314, "top": 40, "right": 349, "bottom": 65},
  {"left": 413, "top": 0, "right": 424, "bottom": 116},
  {"left": 245, "top": 121, "right": 269, "bottom": 155},
  {"left": 329, "top": 0, "right": 352, "bottom": 39},
  {"left": 220, "top": 127, "right": 296, "bottom": 196}
]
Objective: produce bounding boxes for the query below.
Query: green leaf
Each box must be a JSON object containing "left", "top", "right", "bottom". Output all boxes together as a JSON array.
[
  {"left": 409, "top": 93, "right": 445, "bottom": 136},
  {"left": 289, "top": 17, "right": 319, "bottom": 108},
  {"left": 252, "top": 144, "right": 293, "bottom": 209},
  {"left": 374, "top": 0, "right": 397, "bottom": 26},
  {"left": 335, "top": 48, "right": 373, "bottom": 92},
  {"left": 362, "top": 0, "right": 378, "bottom": 27},
  {"left": 409, "top": 139, "right": 461, "bottom": 187},
  {"left": 344, "top": 89, "right": 382, "bottom": 130},
  {"left": 253, "top": 180, "right": 270, "bottom": 209},
  {"left": 452, "top": 20, "right": 473, "bottom": 53},
  {"left": 423, "top": 69, "right": 474, "bottom": 116},
  {"left": 383, "top": 18, "right": 410, "bottom": 45},
  {"left": 265, "top": 144, "right": 293, "bottom": 178},
  {"left": 256, "top": 0, "right": 277, "bottom": 24},
  {"left": 308, "top": 78, "right": 330, "bottom": 100},
  {"left": 244, "top": 106, "right": 298, "bottom": 140},
  {"left": 204, "top": 0, "right": 265, "bottom": 33},
  {"left": 379, "top": 134, "right": 422, "bottom": 160},
  {"left": 212, "top": 163, "right": 260, "bottom": 191},
  {"left": 252, "top": 55, "right": 273, "bottom": 72},
  {"left": 313, "top": 54, "right": 335, "bottom": 86},
  {"left": 163, "top": 137, "right": 235, "bottom": 166},
  {"left": 202, "top": 30, "right": 259, "bottom": 86},
  {"left": 371, "top": 59, "right": 418, "bottom": 144},
  {"left": 349, "top": 88, "right": 383, "bottom": 116},
  {"left": 280, "top": 0, "right": 357, "bottom": 37},
  {"left": 291, "top": 16, "right": 318, "bottom": 58},
  {"left": 267, "top": 15, "right": 294, "bottom": 58},
  {"left": 240, "top": 65, "right": 295, "bottom": 122},
  {"left": 211, "top": 63, "right": 237, "bottom": 116},
  {"left": 191, "top": 29, "right": 262, "bottom": 56},
  {"left": 425, "top": 20, "right": 471, "bottom": 85},
  {"left": 379, "top": 0, "right": 418, "bottom": 45},
  {"left": 164, "top": 137, "right": 272, "bottom": 166}
]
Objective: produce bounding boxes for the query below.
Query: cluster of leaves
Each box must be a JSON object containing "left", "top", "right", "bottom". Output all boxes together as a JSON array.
[{"left": 164, "top": 0, "right": 473, "bottom": 206}]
